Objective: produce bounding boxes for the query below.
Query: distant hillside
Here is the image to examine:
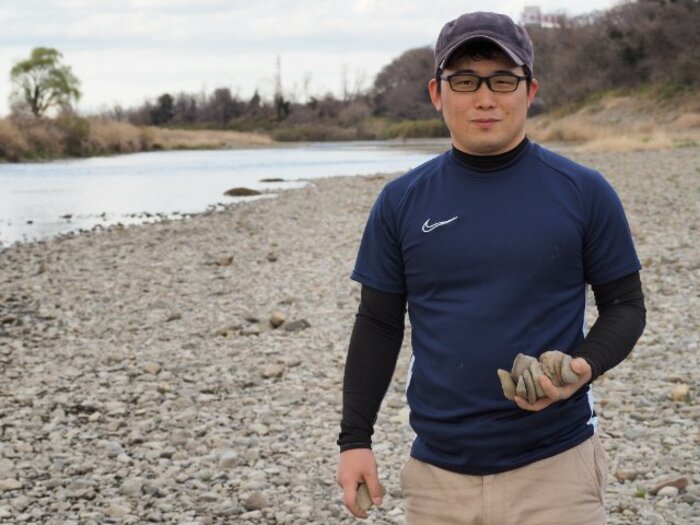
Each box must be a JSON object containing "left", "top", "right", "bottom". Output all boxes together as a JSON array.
[
  {"left": 527, "top": 0, "right": 699, "bottom": 113},
  {"left": 528, "top": 88, "right": 700, "bottom": 151},
  {"left": 106, "top": 1, "right": 698, "bottom": 143}
]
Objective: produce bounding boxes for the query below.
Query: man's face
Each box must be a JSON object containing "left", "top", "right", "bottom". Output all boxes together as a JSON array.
[{"left": 428, "top": 52, "right": 538, "bottom": 156}]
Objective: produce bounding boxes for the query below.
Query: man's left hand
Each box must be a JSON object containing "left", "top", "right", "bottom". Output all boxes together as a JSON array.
[{"left": 514, "top": 357, "right": 592, "bottom": 412}]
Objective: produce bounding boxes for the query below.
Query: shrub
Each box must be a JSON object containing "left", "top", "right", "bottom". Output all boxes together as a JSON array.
[
  {"left": 23, "top": 120, "right": 63, "bottom": 158},
  {"left": 55, "top": 114, "right": 92, "bottom": 157},
  {"left": 271, "top": 124, "right": 358, "bottom": 142},
  {"left": 380, "top": 119, "right": 449, "bottom": 140},
  {"left": 88, "top": 118, "right": 143, "bottom": 153},
  {"left": 0, "top": 119, "right": 29, "bottom": 161}
]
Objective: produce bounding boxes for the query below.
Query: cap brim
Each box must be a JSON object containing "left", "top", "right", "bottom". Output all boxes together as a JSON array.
[{"left": 439, "top": 35, "right": 525, "bottom": 70}]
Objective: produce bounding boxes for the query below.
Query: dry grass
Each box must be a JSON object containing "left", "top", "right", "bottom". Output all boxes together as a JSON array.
[
  {"left": 147, "top": 127, "right": 273, "bottom": 149},
  {"left": 528, "top": 91, "right": 700, "bottom": 152},
  {"left": 0, "top": 117, "right": 274, "bottom": 161},
  {"left": 87, "top": 119, "right": 148, "bottom": 154},
  {"left": 674, "top": 113, "right": 700, "bottom": 130},
  {"left": 0, "top": 119, "right": 28, "bottom": 161},
  {"left": 23, "top": 121, "right": 63, "bottom": 157}
]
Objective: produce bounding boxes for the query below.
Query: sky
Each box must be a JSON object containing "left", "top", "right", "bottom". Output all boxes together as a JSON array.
[{"left": 0, "top": 0, "right": 622, "bottom": 117}]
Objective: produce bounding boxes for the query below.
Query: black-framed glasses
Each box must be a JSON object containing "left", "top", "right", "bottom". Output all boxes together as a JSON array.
[{"left": 439, "top": 72, "right": 528, "bottom": 93}]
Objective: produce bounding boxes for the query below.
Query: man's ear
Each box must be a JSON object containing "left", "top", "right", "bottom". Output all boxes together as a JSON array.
[
  {"left": 527, "top": 77, "right": 539, "bottom": 108},
  {"left": 428, "top": 78, "right": 442, "bottom": 112}
]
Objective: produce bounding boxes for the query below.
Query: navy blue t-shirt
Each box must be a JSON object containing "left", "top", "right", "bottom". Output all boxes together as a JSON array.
[{"left": 351, "top": 141, "right": 641, "bottom": 475}]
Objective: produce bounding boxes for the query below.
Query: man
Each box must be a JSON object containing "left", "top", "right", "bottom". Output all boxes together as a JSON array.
[{"left": 336, "top": 11, "right": 646, "bottom": 524}]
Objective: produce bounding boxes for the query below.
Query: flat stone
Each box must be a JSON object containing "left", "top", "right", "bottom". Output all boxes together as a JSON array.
[
  {"left": 0, "top": 459, "right": 14, "bottom": 478},
  {"left": 213, "top": 500, "right": 238, "bottom": 516},
  {"left": 356, "top": 482, "right": 386, "bottom": 512},
  {"left": 615, "top": 469, "right": 638, "bottom": 482},
  {"left": 143, "top": 361, "right": 161, "bottom": 375},
  {"left": 0, "top": 479, "right": 22, "bottom": 491},
  {"left": 650, "top": 477, "right": 689, "bottom": 495},
  {"left": 105, "top": 441, "right": 125, "bottom": 458},
  {"left": 199, "top": 491, "right": 220, "bottom": 502},
  {"left": 249, "top": 423, "right": 269, "bottom": 436},
  {"left": 119, "top": 477, "right": 143, "bottom": 497},
  {"left": 215, "top": 256, "right": 233, "bottom": 267},
  {"left": 241, "top": 510, "right": 264, "bottom": 520},
  {"left": 284, "top": 319, "right": 310, "bottom": 332},
  {"left": 11, "top": 496, "right": 30, "bottom": 511},
  {"left": 261, "top": 364, "right": 284, "bottom": 379},
  {"left": 657, "top": 486, "right": 679, "bottom": 497},
  {"left": 243, "top": 491, "right": 269, "bottom": 511},
  {"left": 170, "top": 430, "right": 191, "bottom": 446},
  {"left": 104, "top": 401, "right": 127, "bottom": 416},
  {"left": 241, "top": 324, "right": 262, "bottom": 336},
  {"left": 219, "top": 450, "right": 240, "bottom": 469}
]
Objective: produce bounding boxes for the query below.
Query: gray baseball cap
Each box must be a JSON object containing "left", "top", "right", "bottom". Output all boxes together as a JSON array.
[{"left": 435, "top": 12, "right": 534, "bottom": 75}]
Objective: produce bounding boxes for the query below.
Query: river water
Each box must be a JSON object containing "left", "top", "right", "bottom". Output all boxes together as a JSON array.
[{"left": 0, "top": 140, "right": 448, "bottom": 247}]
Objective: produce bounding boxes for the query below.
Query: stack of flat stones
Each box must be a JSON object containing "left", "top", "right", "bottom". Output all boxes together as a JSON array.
[
  {"left": 355, "top": 483, "right": 386, "bottom": 513},
  {"left": 497, "top": 350, "right": 580, "bottom": 403}
]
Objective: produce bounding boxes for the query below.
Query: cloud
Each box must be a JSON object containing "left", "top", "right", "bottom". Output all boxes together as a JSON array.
[{"left": 0, "top": 0, "right": 618, "bottom": 116}]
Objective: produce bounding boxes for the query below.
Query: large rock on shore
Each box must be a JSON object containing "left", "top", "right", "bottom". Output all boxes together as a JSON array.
[{"left": 224, "top": 187, "right": 261, "bottom": 196}]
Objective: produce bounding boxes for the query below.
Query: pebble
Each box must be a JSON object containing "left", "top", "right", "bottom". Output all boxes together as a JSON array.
[
  {"left": 213, "top": 500, "right": 237, "bottom": 516},
  {"left": 243, "top": 491, "right": 269, "bottom": 510},
  {"left": 670, "top": 384, "right": 690, "bottom": 401},
  {"left": 218, "top": 450, "right": 240, "bottom": 469},
  {"left": 11, "top": 496, "right": 30, "bottom": 511},
  {"left": 0, "top": 479, "right": 22, "bottom": 491},
  {"left": 0, "top": 148, "right": 698, "bottom": 524},
  {"left": 614, "top": 469, "right": 638, "bottom": 482},
  {"left": 105, "top": 503, "right": 131, "bottom": 518},
  {"left": 284, "top": 319, "right": 310, "bottom": 332},
  {"left": 650, "top": 477, "right": 689, "bottom": 495},
  {"left": 143, "top": 361, "right": 162, "bottom": 375},
  {"left": 261, "top": 364, "right": 284, "bottom": 379},
  {"left": 119, "top": 478, "right": 143, "bottom": 497},
  {"left": 269, "top": 311, "right": 286, "bottom": 328},
  {"left": 104, "top": 441, "right": 125, "bottom": 458},
  {"left": 656, "top": 486, "right": 679, "bottom": 497},
  {"left": 249, "top": 423, "right": 269, "bottom": 436},
  {"left": 240, "top": 324, "right": 262, "bottom": 336},
  {"left": 0, "top": 459, "right": 14, "bottom": 477}
]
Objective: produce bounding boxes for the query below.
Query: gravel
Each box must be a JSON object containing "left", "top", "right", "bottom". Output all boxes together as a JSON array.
[{"left": 0, "top": 146, "right": 698, "bottom": 524}]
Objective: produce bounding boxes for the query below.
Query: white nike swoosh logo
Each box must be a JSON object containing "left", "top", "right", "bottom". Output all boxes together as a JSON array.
[{"left": 422, "top": 216, "right": 458, "bottom": 233}]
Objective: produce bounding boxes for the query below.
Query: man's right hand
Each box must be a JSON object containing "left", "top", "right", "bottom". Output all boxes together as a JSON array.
[{"left": 336, "top": 448, "right": 383, "bottom": 519}]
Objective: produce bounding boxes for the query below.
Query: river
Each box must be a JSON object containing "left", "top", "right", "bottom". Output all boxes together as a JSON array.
[{"left": 0, "top": 140, "right": 448, "bottom": 247}]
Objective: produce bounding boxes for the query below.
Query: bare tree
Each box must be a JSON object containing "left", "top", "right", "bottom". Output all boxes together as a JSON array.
[{"left": 372, "top": 46, "right": 435, "bottom": 119}]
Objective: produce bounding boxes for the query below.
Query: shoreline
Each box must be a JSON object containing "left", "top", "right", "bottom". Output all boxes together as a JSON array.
[
  {"left": 0, "top": 138, "right": 449, "bottom": 249},
  {"left": 0, "top": 192, "right": 281, "bottom": 253},
  {"left": 0, "top": 147, "right": 698, "bottom": 523}
]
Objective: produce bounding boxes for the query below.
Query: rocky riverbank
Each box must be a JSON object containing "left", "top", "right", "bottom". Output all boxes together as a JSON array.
[{"left": 0, "top": 146, "right": 698, "bottom": 524}]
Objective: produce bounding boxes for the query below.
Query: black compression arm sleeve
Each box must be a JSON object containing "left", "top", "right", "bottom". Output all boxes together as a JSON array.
[
  {"left": 337, "top": 272, "right": 645, "bottom": 451},
  {"left": 337, "top": 285, "right": 406, "bottom": 452},
  {"left": 573, "top": 271, "right": 646, "bottom": 381}
]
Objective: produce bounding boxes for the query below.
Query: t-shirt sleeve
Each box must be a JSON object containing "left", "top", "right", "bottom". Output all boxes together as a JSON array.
[
  {"left": 350, "top": 187, "right": 406, "bottom": 294},
  {"left": 582, "top": 171, "right": 642, "bottom": 285}
]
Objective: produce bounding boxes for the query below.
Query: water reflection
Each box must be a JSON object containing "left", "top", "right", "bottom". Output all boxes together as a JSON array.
[{"left": 0, "top": 140, "right": 448, "bottom": 246}]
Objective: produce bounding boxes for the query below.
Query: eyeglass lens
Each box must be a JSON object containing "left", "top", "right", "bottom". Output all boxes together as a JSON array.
[{"left": 449, "top": 74, "right": 520, "bottom": 93}]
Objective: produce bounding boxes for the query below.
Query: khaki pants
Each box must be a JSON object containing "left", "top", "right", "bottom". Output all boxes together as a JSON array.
[{"left": 400, "top": 434, "right": 607, "bottom": 525}]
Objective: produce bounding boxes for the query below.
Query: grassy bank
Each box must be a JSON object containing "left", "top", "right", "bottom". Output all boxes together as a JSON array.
[
  {"left": 0, "top": 115, "right": 272, "bottom": 162},
  {"left": 268, "top": 117, "right": 448, "bottom": 142},
  {"left": 2, "top": 88, "right": 698, "bottom": 162},
  {"left": 527, "top": 87, "right": 700, "bottom": 152}
]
